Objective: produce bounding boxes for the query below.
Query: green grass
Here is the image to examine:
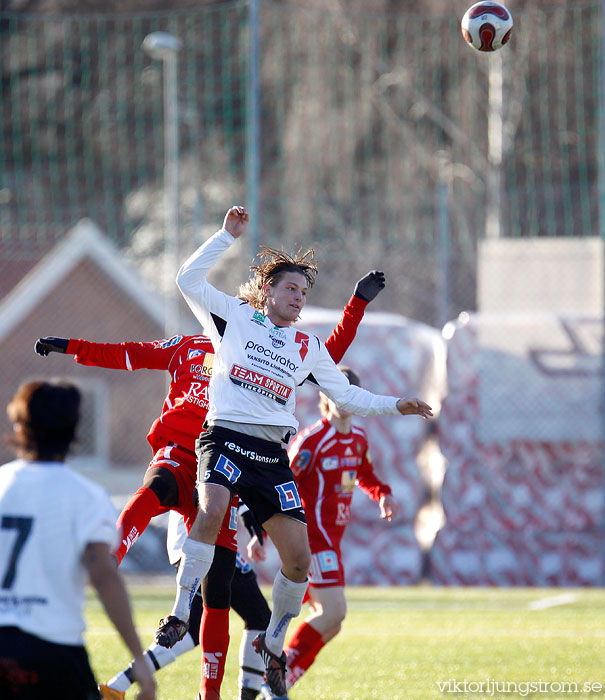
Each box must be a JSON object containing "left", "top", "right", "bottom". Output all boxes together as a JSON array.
[{"left": 86, "top": 585, "right": 605, "bottom": 700}]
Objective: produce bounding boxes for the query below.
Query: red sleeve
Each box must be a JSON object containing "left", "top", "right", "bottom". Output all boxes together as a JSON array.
[
  {"left": 66, "top": 338, "right": 180, "bottom": 371},
  {"left": 356, "top": 448, "right": 392, "bottom": 503},
  {"left": 323, "top": 295, "right": 368, "bottom": 364}
]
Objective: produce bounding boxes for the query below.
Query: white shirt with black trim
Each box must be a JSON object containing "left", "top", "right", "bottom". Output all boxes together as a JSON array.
[{"left": 176, "top": 228, "right": 400, "bottom": 435}]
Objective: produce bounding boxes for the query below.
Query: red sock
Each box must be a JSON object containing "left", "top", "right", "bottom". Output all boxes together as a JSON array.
[
  {"left": 199, "top": 605, "right": 230, "bottom": 700},
  {"left": 285, "top": 621, "right": 325, "bottom": 687},
  {"left": 114, "top": 487, "right": 162, "bottom": 564}
]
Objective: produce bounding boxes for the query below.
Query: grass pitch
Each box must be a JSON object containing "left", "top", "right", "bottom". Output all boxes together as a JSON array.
[{"left": 85, "top": 585, "right": 605, "bottom": 700}]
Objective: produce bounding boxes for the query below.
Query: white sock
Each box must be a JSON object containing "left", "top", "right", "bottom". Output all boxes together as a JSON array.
[
  {"left": 265, "top": 570, "right": 307, "bottom": 656},
  {"left": 238, "top": 628, "right": 266, "bottom": 693},
  {"left": 105, "top": 636, "right": 196, "bottom": 692},
  {"left": 171, "top": 538, "right": 215, "bottom": 621}
]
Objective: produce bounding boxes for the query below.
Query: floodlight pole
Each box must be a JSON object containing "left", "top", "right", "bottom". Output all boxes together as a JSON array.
[
  {"left": 247, "top": 0, "right": 261, "bottom": 259},
  {"left": 486, "top": 50, "right": 503, "bottom": 240},
  {"left": 143, "top": 32, "right": 183, "bottom": 340}
]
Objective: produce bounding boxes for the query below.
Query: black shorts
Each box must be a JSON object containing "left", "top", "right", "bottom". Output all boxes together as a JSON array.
[
  {"left": 195, "top": 426, "right": 306, "bottom": 526},
  {"left": 0, "top": 626, "right": 100, "bottom": 700}
]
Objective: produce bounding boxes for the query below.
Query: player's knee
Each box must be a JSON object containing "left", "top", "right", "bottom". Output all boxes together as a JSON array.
[
  {"left": 333, "top": 601, "right": 347, "bottom": 626},
  {"left": 144, "top": 466, "right": 178, "bottom": 507},
  {"left": 298, "top": 549, "right": 311, "bottom": 574},
  {"left": 322, "top": 601, "right": 346, "bottom": 630},
  {"left": 197, "top": 484, "right": 228, "bottom": 516},
  {"left": 283, "top": 547, "right": 311, "bottom": 579}
]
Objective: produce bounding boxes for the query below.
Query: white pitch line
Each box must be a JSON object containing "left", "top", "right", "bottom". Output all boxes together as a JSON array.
[{"left": 528, "top": 592, "right": 578, "bottom": 611}]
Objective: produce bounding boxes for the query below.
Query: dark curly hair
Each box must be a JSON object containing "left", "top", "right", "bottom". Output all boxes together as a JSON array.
[
  {"left": 238, "top": 246, "right": 318, "bottom": 310},
  {"left": 6, "top": 380, "right": 81, "bottom": 461}
]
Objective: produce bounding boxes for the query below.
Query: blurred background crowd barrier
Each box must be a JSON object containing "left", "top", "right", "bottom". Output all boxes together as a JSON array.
[{"left": 0, "top": 0, "right": 603, "bottom": 584}]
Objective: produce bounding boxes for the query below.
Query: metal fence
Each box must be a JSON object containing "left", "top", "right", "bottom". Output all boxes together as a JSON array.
[{"left": 1, "top": 2, "right": 601, "bottom": 323}]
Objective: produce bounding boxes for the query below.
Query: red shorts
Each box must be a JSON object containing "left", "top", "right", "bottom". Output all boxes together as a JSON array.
[{"left": 147, "top": 441, "right": 238, "bottom": 552}]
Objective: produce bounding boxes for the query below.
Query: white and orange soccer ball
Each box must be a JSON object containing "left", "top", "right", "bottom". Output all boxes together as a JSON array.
[{"left": 461, "top": 2, "right": 513, "bottom": 52}]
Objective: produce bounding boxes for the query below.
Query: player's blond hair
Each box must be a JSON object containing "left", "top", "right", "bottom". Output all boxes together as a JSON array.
[
  {"left": 319, "top": 366, "right": 361, "bottom": 416},
  {"left": 238, "top": 245, "right": 318, "bottom": 311}
]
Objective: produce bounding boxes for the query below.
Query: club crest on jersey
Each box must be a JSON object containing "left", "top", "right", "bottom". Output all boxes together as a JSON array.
[
  {"left": 214, "top": 454, "right": 241, "bottom": 484},
  {"left": 187, "top": 348, "right": 204, "bottom": 360},
  {"left": 295, "top": 331, "right": 309, "bottom": 361},
  {"left": 275, "top": 480, "right": 302, "bottom": 511},
  {"left": 294, "top": 449, "right": 311, "bottom": 471},
  {"left": 321, "top": 456, "right": 339, "bottom": 471}
]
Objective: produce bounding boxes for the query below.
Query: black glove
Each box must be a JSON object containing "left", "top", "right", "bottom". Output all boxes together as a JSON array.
[
  {"left": 34, "top": 337, "right": 69, "bottom": 356},
  {"left": 241, "top": 508, "right": 264, "bottom": 545},
  {"left": 354, "top": 270, "right": 386, "bottom": 302}
]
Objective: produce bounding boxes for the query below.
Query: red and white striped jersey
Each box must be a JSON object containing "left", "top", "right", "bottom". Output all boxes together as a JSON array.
[
  {"left": 66, "top": 294, "right": 369, "bottom": 453},
  {"left": 288, "top": 417, "right": 391, "bottom": 551}
]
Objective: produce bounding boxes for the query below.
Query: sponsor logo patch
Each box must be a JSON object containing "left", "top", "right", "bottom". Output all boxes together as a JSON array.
[
  {"left": 158, "top": 335, "right": 183, "bottom": 349},
  {"left": 123, "top": 526, "right": 139, "bottom": 552},
  {"left": 214, "top": 454, "right": 242, "bottom": 483},
  {"left": 190, "top": 352, "right": 214, "bottom": 377},
  {"left": 321, "top": 456, "right": 339, "bottom": 471},
  {"left": 244, "top": 342, "right": 299, "bottom": 372},
  {"left": 269, "top": 326, "right": 286, "bottom": 349},
  {"left": 340, "top": 469, "right": 357, "bottom": 493},
  {"left": 229, "top": 364, "right": 292, "bottom": 404},
  {"left": 225, "top": 441, "right": 280, "bottom": 464},
  {"left": 317, "top": 550, "right": 339, "bottom": 573},
  {"left": 275, "top": 480, "right": 302, "bottom": 511},
  {"left": 203, "top": 652, "right": 223, "bottom": 680},
  {"left": 252, "top": 310, "right": 267, "bottom": 326}
]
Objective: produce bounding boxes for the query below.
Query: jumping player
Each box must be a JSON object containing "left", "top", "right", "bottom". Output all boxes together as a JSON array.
[
  {"left": 35, "top": 267, "right": 387, "bottom": 700},
  {"left": 0, "top": 381, "right": 155, "bottom": 700},
  {"left": 157, "top": 205, "right": 432, "bottom": 696}
]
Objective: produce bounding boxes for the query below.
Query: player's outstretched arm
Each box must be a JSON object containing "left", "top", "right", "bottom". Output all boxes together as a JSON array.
[
  {"left": 35, "top": 336, "right": 177, "bottom": 371},
  {"left": 396, "top": 397, "right": 433, "bottom": 419},
  {"left": 83, "top": 542, "right": 156, "bottom": 700},
  {"left": 324, "top": 270, "right": 387, "bottom": 364},
  {"left": 34, "top": 336, "right": 68, "bottom": 356}
]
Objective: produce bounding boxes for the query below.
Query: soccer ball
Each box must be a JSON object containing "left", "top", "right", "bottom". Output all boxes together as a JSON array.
[{"left": 461, "top": 2, "right": 513, "bottom": 52}]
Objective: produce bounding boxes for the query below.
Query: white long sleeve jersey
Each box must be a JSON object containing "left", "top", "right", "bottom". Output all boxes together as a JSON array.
[{"left": 176, "top": 228, "right": 401, "bottom": 434}]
